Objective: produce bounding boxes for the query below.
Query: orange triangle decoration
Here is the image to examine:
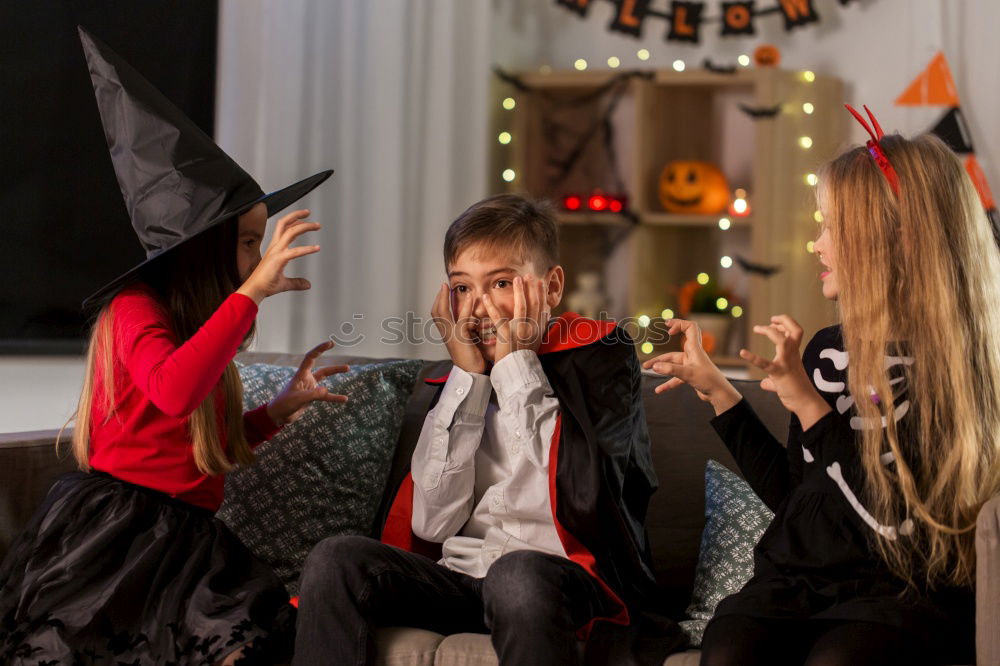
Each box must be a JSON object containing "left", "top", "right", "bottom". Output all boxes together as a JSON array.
[
  {"left": 965, "top": 155, "right": 996, "bottom": 210},
  {"left": 895, "top": 52, "right": 960, "bottom": 107}
]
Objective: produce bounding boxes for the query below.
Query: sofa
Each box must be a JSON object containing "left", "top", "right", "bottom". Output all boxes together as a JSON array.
[{"left": 2, "top": 350, "right": 998, "bottom": 665}]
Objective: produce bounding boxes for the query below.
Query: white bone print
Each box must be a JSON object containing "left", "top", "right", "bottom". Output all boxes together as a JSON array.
[
  {"left": 826, "top": 462, "right": 914, "bottom": 539},
  {"left": 810, "top": 345, "right": 915, "bottom": 538}
]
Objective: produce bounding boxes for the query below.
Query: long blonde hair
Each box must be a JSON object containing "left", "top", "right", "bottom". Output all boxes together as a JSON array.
[
  {"left": 63, "top": 218, "right": 255, "bottom": 476},
  {"left": 819, "top": 133, "right": 1000, "bottom": 588}
]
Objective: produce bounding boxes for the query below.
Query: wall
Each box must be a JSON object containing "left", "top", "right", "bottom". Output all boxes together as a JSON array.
[
  {"left": 491, "top": 0, "right": 1000, "bottom": 190},
  {"left": 4, "top": 0, "right": 1000, "bottom": 432}
]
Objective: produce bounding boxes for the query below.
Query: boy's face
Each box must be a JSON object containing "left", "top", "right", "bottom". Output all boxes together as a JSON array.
[{"left": 447, "top": 244, "right": 564, "bottom": 364}]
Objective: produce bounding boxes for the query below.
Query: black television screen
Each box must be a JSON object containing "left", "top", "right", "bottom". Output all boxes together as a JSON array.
[{"left": 0, "top": 1, "right": 218, "bottom": 353}]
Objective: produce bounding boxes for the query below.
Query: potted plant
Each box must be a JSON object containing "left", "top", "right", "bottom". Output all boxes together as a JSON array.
[{"left": 675, "top": 276, "right": 737, "bottom": 356}]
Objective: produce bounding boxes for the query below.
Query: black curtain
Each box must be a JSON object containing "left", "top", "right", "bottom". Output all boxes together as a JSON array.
[{"left": 0, "top": 1, "right": 219, "bottom": 353}]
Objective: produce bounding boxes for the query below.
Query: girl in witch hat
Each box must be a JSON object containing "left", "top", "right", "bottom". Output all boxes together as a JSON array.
[
  {"left": 645, "top": 107, "right": 998, "bottom": 664},
  {"left": 0, "top": 28, "right": 340, "bottom": 665}
]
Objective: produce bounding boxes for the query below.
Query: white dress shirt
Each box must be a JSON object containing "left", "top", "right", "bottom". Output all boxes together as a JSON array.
[{"left": 410, "top": 349, "right": 566, "bottom": 578}]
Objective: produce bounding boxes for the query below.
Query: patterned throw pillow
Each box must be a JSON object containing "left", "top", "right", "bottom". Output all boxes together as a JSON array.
[
  {"left": 217, "top": 359, "right": 423, "bottom": 595},
  {"left": 680, "top": 460, "right": 774, "bottom": 647}
]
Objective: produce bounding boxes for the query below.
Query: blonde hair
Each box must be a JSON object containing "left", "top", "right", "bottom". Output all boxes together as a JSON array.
[
  {"left": 819, "top": 133, "right": 1000, "bottom": 588},
  {"left": 61, "top": 219, "right": 255, "bottom": 476}
]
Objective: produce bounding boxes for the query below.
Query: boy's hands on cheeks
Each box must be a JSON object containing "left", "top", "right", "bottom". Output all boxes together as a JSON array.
[
  {"left": 266, "top": 341, "right": 349, "bottom": 426},
  {"left": 643, "top": 319, "right": 742, "bottom": 416},
  {"left": 433, "top": 283, "right": 487, "bottom": 374},
  {"left": 740, "top": 315, "right": 831, "bottom": 430},
  {"left": 482, "top": 275, "right": 550, "bottom": 364},
  {"left": 237, "top": 209, "right": 321, "bottom": 304}
]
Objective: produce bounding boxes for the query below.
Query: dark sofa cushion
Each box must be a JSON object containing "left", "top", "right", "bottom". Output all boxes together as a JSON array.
[
  {"left": 0, "top": 431, "right": 77, "bottom": 560},
  {"left": 642, "top": 377, "right": 788, "bottom": 614}
]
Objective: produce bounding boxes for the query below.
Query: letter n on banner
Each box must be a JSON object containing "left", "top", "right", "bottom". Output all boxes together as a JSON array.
[
  {"left": 555, "top": 0, "right": 592, "bottom": 17},
  {"left": 667, "top": 1, "right": 704, "bottom": 43},
  {"left": 609, "top": 0, "right": 652, "bottom": 38},
  {"left": 778, "top": 0, "right": 819, "bottom": 30},
  {"left": 721, "top": 1, "right": 755, "bottom": 36}
]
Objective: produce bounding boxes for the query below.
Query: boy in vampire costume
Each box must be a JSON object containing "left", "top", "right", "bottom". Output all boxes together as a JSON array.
[{"left": 293, "top": 195, "right": 681, "bottom": 666}]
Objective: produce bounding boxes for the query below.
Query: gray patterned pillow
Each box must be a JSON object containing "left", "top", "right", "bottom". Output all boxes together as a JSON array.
[
  {"left": 217, "top": 359, "right": 423, "bottom": 595},
  {"left": 680, "top": 460, "right": 774, "bottom": 647}
]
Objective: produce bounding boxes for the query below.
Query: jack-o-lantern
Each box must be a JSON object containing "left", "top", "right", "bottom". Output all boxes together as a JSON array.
[
  {"left": 754, "top": 44, "right": 781, "bottom": 67},
  {"left": 658, "top": 161, "right": 730, "bottom": 214}
]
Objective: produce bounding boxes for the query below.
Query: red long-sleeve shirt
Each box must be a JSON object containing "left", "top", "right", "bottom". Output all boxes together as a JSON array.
[{"left": 88, "top": 284, "right": 280, "bottom": 511}]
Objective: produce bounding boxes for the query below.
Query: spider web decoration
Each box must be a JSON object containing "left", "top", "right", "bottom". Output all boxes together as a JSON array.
[{"left": 494, "top": 68, "right": 651, "bottom": 222}]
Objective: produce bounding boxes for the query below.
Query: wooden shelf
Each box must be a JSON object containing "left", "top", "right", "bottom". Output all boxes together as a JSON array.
[
  {"left": 557, "top": 212, "right": 752, "bottom": 228},
  {"left": 641, "top": 213, "right": 752, "bottom": 228},
  {"left": 494, "top": 66, "right": 844, "bottom": 366},
  {"left": 556, "top": 212, "right": 631, "bottom": 226}
]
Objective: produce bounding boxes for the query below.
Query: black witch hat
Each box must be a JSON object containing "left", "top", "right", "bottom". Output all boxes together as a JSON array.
[{"left": 78, "top": 26, "right": 332, "bottom": 308}]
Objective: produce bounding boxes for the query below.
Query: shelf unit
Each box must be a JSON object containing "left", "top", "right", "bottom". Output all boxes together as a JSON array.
[{"left": 492, "top": 67, "right": 843, "bottom": 367}]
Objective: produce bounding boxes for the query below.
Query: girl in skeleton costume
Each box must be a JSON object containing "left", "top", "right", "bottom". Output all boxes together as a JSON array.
[{"left": 646, "top": 106, "right": 1000, "bottom": 666}]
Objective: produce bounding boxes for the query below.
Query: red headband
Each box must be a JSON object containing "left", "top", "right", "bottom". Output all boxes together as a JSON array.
[{"left": 844, "top": 104, "right": 900, "bottom": 196}]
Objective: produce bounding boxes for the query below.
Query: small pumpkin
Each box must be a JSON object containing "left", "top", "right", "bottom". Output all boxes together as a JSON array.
[
  {"left": 754, "top": 44, "right": 781, "bottom": 67},
  {"left": 658, "top": 161, "right": 730, "bottom": 214}
]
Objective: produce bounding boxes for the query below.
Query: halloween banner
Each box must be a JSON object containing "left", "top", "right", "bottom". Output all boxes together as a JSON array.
[
  {"left": 895, "top": 51, "right": 1000, "bottom": 239},
  {"left": 554, "top": 0, "right": 859, "bottom": 43}
]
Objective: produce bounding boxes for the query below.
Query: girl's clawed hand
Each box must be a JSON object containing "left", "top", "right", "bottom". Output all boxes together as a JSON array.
[
  {"left": 643, "top": 319, "right": 742, "bottom": 415},
  {"left": 266, "top": 341, "right": 349, "bottom": 427},
  {"left": 238, "top": 209, "right": 321, "bottom": 304},
  {"left": 740, "top": 315, "right": 830, "bottom": 429}
]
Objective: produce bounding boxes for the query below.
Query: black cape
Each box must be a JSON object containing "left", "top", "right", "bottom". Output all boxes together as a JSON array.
[{"left": 382, "top": 313, "right": 683, "bottom": 662}]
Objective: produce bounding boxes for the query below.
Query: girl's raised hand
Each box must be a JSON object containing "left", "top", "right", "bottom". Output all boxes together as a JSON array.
[
  {"left": 643, "top": 318, "right": 742, "bottom": 415},
  {"left": 740, "top": 314, "right": 830, "bottom": 429},
  {"left": 238, "top": 209, "right": 321, "bottom": 304},
  {"left": 266, "top": 341, "right": 349, "bottom": 426}
]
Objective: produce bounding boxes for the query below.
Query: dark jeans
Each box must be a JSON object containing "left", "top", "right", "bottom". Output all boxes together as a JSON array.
[
  {"left": 292, "top": 535, "right": 614, "bottom": 666},
  {"left": 700, "top": 613, "right": 960, "bottom": 666}
]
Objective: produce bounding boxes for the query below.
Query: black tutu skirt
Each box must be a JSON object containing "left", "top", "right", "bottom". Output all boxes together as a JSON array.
[{"left": 0, "top": 471, "right": 295, "bottom": 665}]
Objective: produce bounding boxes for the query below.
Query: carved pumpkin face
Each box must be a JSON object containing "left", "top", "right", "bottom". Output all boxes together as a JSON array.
[
  {"left": 658, "top": 161, "right": 730, "bottom": 214},
  {"left": 754, "top": 44, "right": 781, "bottom": 67}
]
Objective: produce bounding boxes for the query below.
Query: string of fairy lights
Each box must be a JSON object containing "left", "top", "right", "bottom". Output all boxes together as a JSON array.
[{"left": 496, "top": 51, "right": 825, "bottom": 355}]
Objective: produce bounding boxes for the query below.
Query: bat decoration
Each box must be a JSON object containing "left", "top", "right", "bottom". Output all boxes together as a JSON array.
[
  {"left": 738, "top": 103, "right": 783, "bottom": 119},
  {"left": 703, "top": 58, "right": 737, "bottom": 74},
  {"left": 735, "top": 254, "right": 782, "bottom": 277}
]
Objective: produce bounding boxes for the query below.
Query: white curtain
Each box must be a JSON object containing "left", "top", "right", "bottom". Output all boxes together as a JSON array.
[{"left": 216, "top": 0, "right": 492, "bottom": 358}]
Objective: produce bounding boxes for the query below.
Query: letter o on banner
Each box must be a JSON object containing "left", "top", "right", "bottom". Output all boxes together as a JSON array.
[{"left": 721, "top": 1, "right": 755, "bottom": 36}]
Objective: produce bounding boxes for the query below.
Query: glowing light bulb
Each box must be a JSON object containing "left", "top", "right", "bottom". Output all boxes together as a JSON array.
[
  {"left": 805, "top": 173, "right": 818, "bottom": 186},
  {"left": 799, "top": 136, "right": 813, "bottom": 149},
  {"left": 637, "top": 48, "right": 650, "bottom": 61},
  {"left": 574, "top": 58, "right": 588, "bottom": 71},
  {"left": 716, "top": 297, "right": 729, "bottom": 311},
  {"left": 802, "top": 102, "right": 815, "bottom": 115},
  {"left": 641, "top": 341, "right": 654, "bottom": 354},
  {"left": 718, "top": 217, "right": 731, "bottom": 230},
  {"left": 661, "top": 308, "right": 674, "bottom": 320},
  {"left": 806, "top": 240, "right": 816, "bottom": 253},
  {"left": 738, "top": 54, "right": 750, "bottom": 67},
  {"left": 697, "top": 272, "right": 710, "bottom": 285},
  {"left": 607, "top": 56, "right": 621, "bottom": 68},
  {"left": 638, "top": 314, "right": 651, "bottom": 327},
  {"left": 813, "top": 210, "right": 824, "bottom": 223},
  {"left": 731, "top": 306, "right": 744, "bottom": 318},
  {"left": 732, "top": 198, "right": 748, "bottom": 214},
  {"left": 720, "top": 255, "right": 733, "bottom": 268},
  {"left": 502, "top": 169, "right": 516, "bottom": 182},
  {"left": 502, "top": 97, "right": 516, "bottom": 111},
  {"left": 802, "top": 70, "right": 816, "bottom": 83},
  {"left": 672, "top": 59, "right": 686, "bottom": 72},
  {"left": 498, "top": 132, "right": 512, "bottom": 145}
]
